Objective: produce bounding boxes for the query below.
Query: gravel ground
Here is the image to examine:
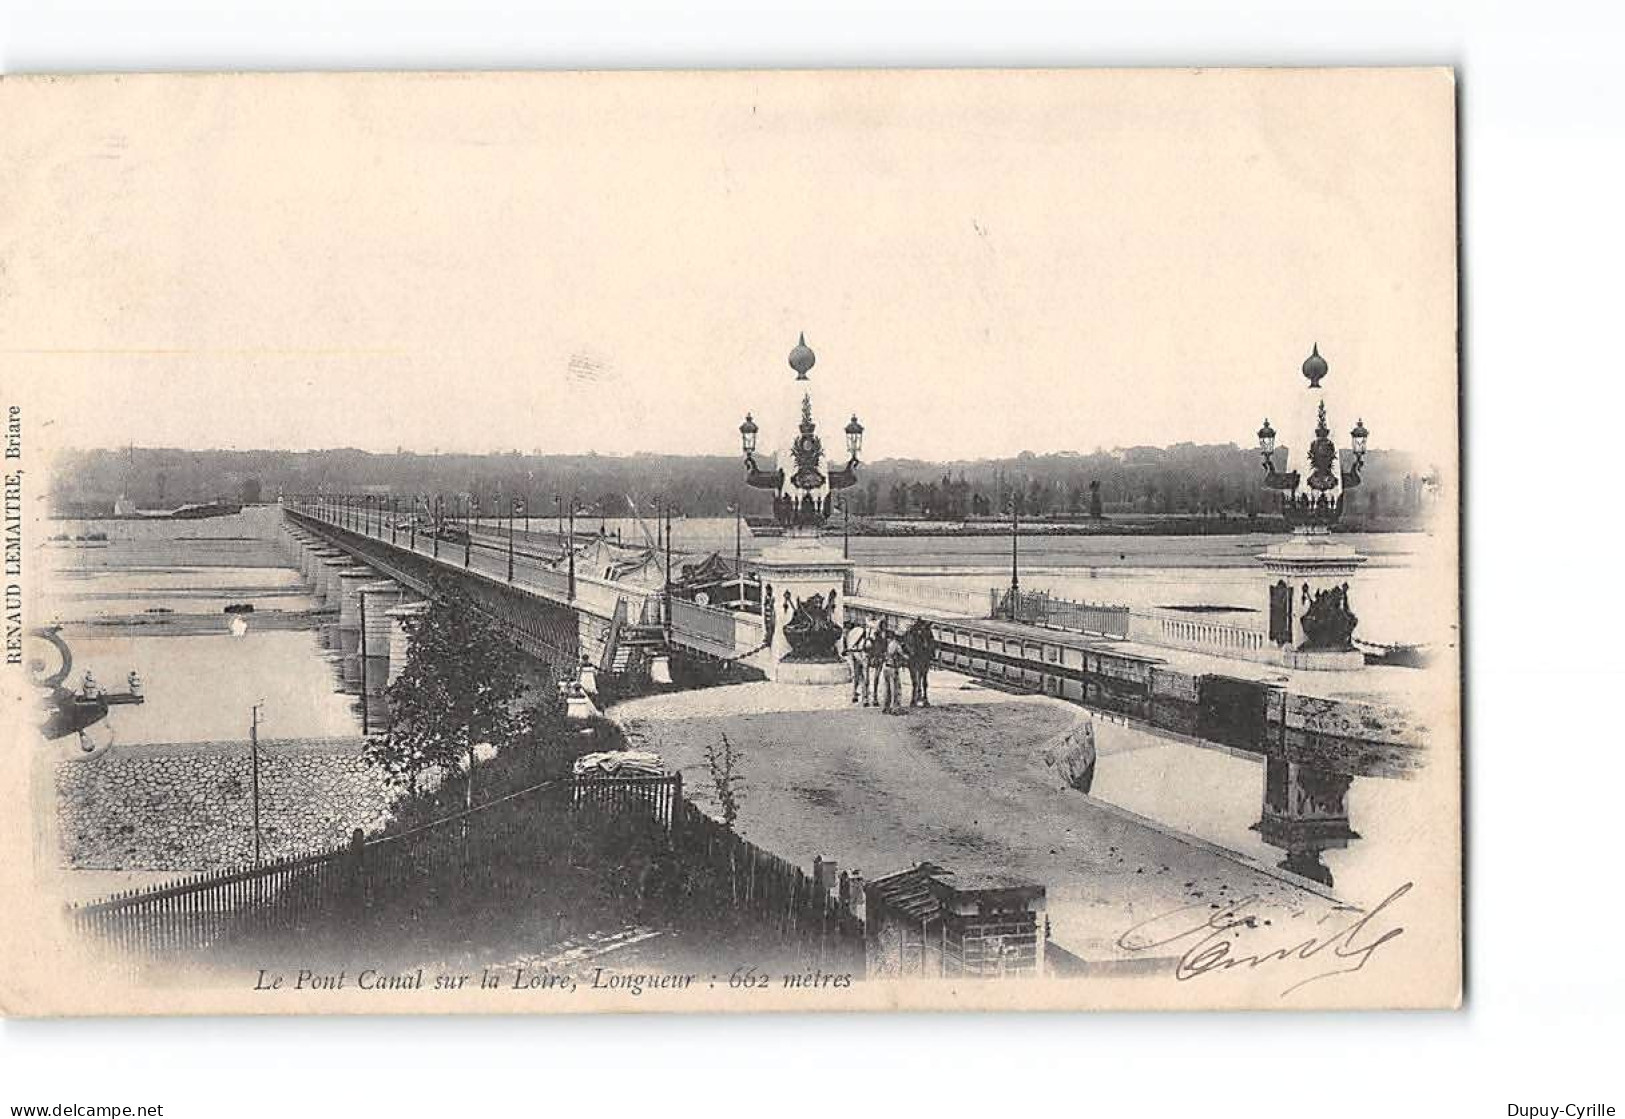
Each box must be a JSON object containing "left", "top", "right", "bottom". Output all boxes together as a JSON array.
[{"left": 615, "top": 672, "right": 1345, "bottom": 965}]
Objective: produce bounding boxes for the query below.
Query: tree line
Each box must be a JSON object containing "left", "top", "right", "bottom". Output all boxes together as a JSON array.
[{"left": 49, "top": 442, "right": 1435, "bottom": 522}]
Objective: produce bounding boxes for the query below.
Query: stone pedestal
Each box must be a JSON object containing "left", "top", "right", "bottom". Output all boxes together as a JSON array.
[
  {"left": 1259, "top": 529, "right": 1367, "bottom": 671},
  {"left": 751, "top": 529, "right": 855, "bottom": 685},
  {"left": 565, "top": 691, "right": 603, "bottom": 722},
  {"left": 648, "top": 654, "right": 673, "bottom": 686},
  {"left": 578, "top": 662, "right": 600, "bottom": 698}
]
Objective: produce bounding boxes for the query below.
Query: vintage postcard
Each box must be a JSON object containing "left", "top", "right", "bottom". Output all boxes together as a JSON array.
[{"left": 0, "top": 68, "right": 1460, "bottom": 1015}]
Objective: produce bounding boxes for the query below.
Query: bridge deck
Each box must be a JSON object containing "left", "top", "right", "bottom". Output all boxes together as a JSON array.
[{"left": 286, "top": 507, "right": 766, "bottom": 661}]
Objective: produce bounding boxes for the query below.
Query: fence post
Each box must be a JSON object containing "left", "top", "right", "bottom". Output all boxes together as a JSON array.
[
  {"left": 344, "top": 827, "right": 367, "bottom": 921},
  {"left": 670, "top": 772, "right": 683, "bottom": 841}
]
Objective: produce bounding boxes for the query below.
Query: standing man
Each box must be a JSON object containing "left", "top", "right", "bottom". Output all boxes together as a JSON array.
[
  {"left": 882, "top": 626, "right": 906, "bottom": 715},
  {"left": 843, "top": 620, "right": 869, "bottom": 705}
]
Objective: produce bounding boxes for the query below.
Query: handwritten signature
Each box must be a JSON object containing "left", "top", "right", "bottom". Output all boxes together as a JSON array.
[{"left": 1115, "top": 883, "right": 1411, "bottom": 997}]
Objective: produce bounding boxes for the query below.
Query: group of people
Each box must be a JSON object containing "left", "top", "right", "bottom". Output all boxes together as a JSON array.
[{"left": 841, "top": 616, "right": 937, "bottom": 715}]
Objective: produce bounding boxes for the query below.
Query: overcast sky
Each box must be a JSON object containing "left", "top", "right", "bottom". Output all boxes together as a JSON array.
[{"left": 3, "top": 69, "right": 1456, "bottom": 467}]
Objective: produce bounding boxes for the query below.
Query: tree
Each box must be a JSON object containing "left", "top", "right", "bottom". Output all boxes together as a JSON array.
[
  {"left": 366, "top": 584, "right": 530, "bottom": 808},
  {"left": 704, "top": 732, "right": 746, "bottom": 902},
  {"left": 888, "top": 482, "right": 910, "bottom": 515},
  {"left": 1027, "top": 478, "right": 1046, "bottom": 516}
]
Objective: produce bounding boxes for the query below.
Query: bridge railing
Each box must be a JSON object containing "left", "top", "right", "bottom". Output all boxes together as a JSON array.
[
  {"left": 993, "top": 587, "right": 1132, "bottom": 638},
  {"left": 848, "top": 572, "right": 992, "bottom": 617},
  {"left": 574, "top": 574, "right": 639, "bottom": 619},
  {"left": 669, "top": 598, "right": 765, "bottom": 659},
  {"left": 1126, "top": 611, "right": 1269, "bottom": 657},
  {"left": 288, "top": 503, "right": 630, "bottom": 615}
]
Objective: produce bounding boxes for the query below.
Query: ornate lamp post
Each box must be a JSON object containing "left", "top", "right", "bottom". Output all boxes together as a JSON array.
[
  {"left": 738, "top": 335, "right": 864, "bottom": 533},
  {"left": 733, "top": 334, "right": 868, "bottom": 684},
  {"left": 1253, "top": 344, "right": 1373, "bottom": 669},
  {"left": 1256, "top": 345, "right": 1369, "bottom": 530}
]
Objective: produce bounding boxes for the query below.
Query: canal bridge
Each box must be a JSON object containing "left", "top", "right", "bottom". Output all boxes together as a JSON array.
[{"left": 280, "top": 498, "right": 767, "bottom": 688}]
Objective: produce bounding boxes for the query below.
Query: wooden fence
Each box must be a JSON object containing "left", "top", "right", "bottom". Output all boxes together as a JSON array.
[
  {"left": 69, "top": 772, "right": 862, "bottom": 973},
  {"left": 68, "top": 777, "right": 595, "bottom": 965},
  {"left": 674, "top": 800, "right": 866, "bottom": 971},
  {"left": 571, "top": 773, "right": 684, "bottom": 830}
]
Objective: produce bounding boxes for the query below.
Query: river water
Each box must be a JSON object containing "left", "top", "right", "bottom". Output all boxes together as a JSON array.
[{"left": 41, "top": 507, "right": 361, "bottom": 747}]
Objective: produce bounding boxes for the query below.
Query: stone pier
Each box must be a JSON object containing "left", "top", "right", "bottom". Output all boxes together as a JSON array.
[
  {"left": 317, "top": 554, "right": 353, "bottom": 610},
  {"left": 385, "top": 600, "right": 431, "bottom": 685},
  {"left": 358, "top": 582, "right": 407, "bottom": 734},
  {"left": 336, "top": 566, "right": 376, "bottom": 690},
  {"left": 361, "top": 582, "right": 404, "bottom": 662},
  {"left": 297, "top": 539, "right": 324, "bottom": 585}
]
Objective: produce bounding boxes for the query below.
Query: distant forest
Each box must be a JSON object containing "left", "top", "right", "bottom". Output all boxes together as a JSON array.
[{"left": 50, "top": 443, "right": 1437, "bottom": 524}]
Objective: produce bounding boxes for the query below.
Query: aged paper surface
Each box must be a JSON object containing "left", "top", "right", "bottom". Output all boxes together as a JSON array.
[{"left": 0, "top": 68, "right": 1459, "bottom": 1015}]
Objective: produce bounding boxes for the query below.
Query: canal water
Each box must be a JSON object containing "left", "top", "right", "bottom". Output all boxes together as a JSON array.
[{"left": 1084, "top": 717, "right": 1427, "bottom": 907}]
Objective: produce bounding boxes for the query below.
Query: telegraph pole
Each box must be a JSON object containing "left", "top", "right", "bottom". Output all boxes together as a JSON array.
[
  {"left": 731, "top": 500, "right": 743, "bottom": 605},
  {"left": 664, "top": 501, "right": 674, "bottom": 603},
  {"left": 249, "top": 701, "right": 265, "bottom": 867},
  {"left": 507, "top": 496, "right": 516, "bottom": 582},
  {"left": 1009, "top": 496, "right": 1021, "bottom": 603},
  {"left": 567, "top": 500, "right": 577, "bottom": 599}
]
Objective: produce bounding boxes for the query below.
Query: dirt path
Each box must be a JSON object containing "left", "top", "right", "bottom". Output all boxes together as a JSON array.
[{"left": 615, "top": 673, "right": 1346, "bottom": 964}]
